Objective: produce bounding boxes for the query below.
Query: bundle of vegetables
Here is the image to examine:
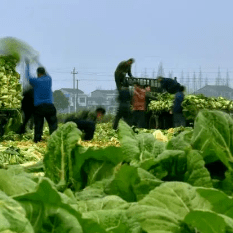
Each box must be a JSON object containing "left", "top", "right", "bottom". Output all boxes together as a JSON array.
[
  {"left": 0, "top": 55, "right": 22, "bottom": 109},
  {"left": 148, "top": 92, "right": 174, "bottom": 113},
  {"left": 149, "top": 93, "right": 233, "bottom": 120}
]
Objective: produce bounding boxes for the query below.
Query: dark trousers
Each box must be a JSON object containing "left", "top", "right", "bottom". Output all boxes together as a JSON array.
[
  {"left": 113, "top": 106, "right": 131, "bottom": 130},
  {"left": 132, "top": 110, "right": 146, "bottom": 128},
  {"left": 18, "top": 89, "right": 34, "bottom": 134},
  {"left": 114, "top": 73, "right": 125, "bottom": 92},
  {"left": 34, "top": 103, "right": 58, "bottom": 143},
  {"left": 173, "top": 113, "right": 186, "bottom": 128}
]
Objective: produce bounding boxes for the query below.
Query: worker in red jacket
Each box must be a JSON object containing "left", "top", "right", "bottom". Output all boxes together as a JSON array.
[{"left": 132, "top": 82, "right": 146, "bottom": 128}]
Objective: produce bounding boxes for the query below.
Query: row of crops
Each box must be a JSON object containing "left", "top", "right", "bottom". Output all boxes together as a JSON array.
[{"left": 1, "top": 110, "right": 233, "bottom": 232}]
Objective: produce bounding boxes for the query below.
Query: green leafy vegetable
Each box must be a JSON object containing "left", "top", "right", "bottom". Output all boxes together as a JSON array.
[{"left": 191, "top": 110, "right": 233, "bottom": 169}]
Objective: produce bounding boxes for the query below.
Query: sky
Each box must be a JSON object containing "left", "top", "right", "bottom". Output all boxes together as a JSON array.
[{"left": 1, "top": 0, "right": 233, "bottom": 95}]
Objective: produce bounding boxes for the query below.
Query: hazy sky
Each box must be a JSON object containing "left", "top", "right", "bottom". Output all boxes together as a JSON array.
[{"left": 1, "top": 0, "right": 233, "bottom": 94}]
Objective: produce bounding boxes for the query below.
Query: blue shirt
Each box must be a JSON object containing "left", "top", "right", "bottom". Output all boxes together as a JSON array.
[
  {"left": 173, "top": 91, "right": 184, "bottom": 113},
  {"left": 25, "top": 64, "right": 53, "bottom": 107}
]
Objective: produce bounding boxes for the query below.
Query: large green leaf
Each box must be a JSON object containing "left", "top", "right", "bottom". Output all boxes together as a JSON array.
[
  {"left": 76, "top": 195, "right": 129, "bottom": 213},
  {"left": 166, "top": 130, "right": 193, "bottom": 152},
  {"left": 0, "top": 167, "right": 37, "bottom": 196},
  {"left": 191, "top": 110, "right": 233, "bottom": 169},
  {"left": 0, "top": 190, "right": 33, "bottom": 232},
  {"left": 184, "top": 210, "right": 227, "bottom": 233},
  {"left": 136, "top": 133, "right": 166, "bottom": 161},
  {"left": 43, "top": 122, "right": 82, "bottom": 188},
  {"left": 184, "top": 150, "right": 213, "bottom": 188},
  {"left": 82, "top": 209, "right": 142, "bottom": 233},
  {"left": 71, "top": 146, "right": 124, "bottom": 191},
  {"left": 196, "top": 187, "right": 233, "bottom": 218},
  {"left": 14, "top": 178, "right": 107, "bottom": 233},
  {"left": 140, "top": 150, "right": 187, "bottom": 181},
  {"left": 104, "top": 164, "right": 140, "bottom": 202},
  {"left": 127, "top": 182, "right": 211, "bottom": 233},
  {"left": 133, "top": 168, "right": 163, "bottom": 201},
  {"left": 118, "top": 120, "right": 140, "bottom": 162},
  {"left": 75, "top": 179, "right": 107, "bottom": 201}
]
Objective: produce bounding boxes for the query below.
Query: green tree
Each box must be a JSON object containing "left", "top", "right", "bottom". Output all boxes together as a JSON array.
[{"left": 53, "top": 90, "right": 69, "bottom": 110}]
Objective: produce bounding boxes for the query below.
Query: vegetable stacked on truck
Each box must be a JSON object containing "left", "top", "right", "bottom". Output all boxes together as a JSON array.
[{"left": 0, "top": 55, "right": 22, "bottom": 109}]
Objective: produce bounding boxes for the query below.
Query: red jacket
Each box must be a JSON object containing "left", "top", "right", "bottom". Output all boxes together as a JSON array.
[{"left": 132, "top": 87, "right": 146, "bottom": 111}]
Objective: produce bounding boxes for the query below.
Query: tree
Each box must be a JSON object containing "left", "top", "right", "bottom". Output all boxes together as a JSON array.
[{"left": 53, "top": 90, "right": 69, "bottom": 110}]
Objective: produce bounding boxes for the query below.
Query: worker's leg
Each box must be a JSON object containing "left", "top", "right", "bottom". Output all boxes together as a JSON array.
[
  {"left": 18, "top": 109, "right": 33, "bottom": 134},
  {"left": 113, "top": 107, "right": 123, "bottom": 130},
  {"left": 44, "top": 104, "right": 58, "bottom": 135},
  {"left": 33, "top": 106, "right": 45, "bottom": 143},
  {"left": 115, "top": 73, "right": 124, "bottom": 92},
  {"left": 138, "top": 111, "right": 146, "bottom": 128}
]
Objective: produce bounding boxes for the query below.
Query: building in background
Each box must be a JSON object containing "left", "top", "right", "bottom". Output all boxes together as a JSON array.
[
  {"left": 58, "top": 88, "right": 118, "bottom": 113},
  {"left": 194, "top": 85, "right": 233, "bottom": 99},
  {"left": 59, "top": 88, "right": 88, "bottom": 113},
  {"left": 88, "top": 89, "right": 118, "bottom": 113}
]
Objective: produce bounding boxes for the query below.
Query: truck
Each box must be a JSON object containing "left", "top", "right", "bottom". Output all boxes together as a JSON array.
[{"left": 125, "top": 76, "right": 182, "bottom": 129}]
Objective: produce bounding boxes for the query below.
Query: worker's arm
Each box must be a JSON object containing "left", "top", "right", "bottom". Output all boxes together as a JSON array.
[
  {"left": 127, "top": 65, "right": 133, "bottom": 78},
  {"left": 25, "top": 60, "right": 38, "bottom": 87}
]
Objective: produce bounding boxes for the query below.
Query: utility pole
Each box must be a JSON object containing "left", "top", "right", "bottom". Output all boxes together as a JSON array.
[
  {"left": 71, "top": 67, "right": 78, "bottom": 112},
  {"left": 198, "top": 67, "right": 202, "bottom": 89},
  {"left": 193, "top": 72, "right": 196, "bottom": 94}
]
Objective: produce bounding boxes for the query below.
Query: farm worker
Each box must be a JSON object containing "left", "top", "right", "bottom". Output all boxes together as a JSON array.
[
  {"left": 132, "top": 82, "right": 146, "bottom": 128},
  {"left": 18, "top": 87, "right": 34, "bottom": 134},
  {"left": 64, "top": 107, "right": 106, "bottom": 141},
  {"left": 157, "top": 76, "right": 181, "bottom": 94},
  {"left": 114, "top": 58, "right": 135, "bottom": 92},
  {"left": 25, "top": 58, "right": 58, "bottom": 143},
  {"left": 113, "top": 81, "right": 132, "bottom": 130},
  {"left": 171, "top": 85, "right": 186, "bottom": 127}
]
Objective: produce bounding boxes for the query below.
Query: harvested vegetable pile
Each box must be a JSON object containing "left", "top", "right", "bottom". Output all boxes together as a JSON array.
[
  {"left": 149, "top": 93, "right": 233, "bottom": 120},
  {"left": 0, "top": 55, "right": 22, "bottom": 108}
]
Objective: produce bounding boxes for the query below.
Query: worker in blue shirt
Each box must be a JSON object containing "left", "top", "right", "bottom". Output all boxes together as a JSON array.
[
  {"left": 25, "top": 59, "right": 58, "bottom": 143},
  {"left": 172, "top": 85, "right": 186, "bottom": 127}
]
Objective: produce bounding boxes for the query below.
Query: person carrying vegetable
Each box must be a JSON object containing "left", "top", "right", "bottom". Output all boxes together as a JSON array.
[
  {"left": 25, "top": 59, "right": 58, "bottom": 143},
  {"left": 114, "top": 58, "right": 135, "bottom": 92},
  {"left": 64, "top": 107, "right": 106, "bottom": 140},
  {"left": 172, "top": 85, "right": 186, "bottom": 127},
  {"left": 113, "top": 81, "right": 132, "bottom": 130}
]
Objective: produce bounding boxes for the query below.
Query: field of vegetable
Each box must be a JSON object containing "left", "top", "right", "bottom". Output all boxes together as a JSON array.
[{"left": 1, "top": 109, "right": 233, "bottom": 232}]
